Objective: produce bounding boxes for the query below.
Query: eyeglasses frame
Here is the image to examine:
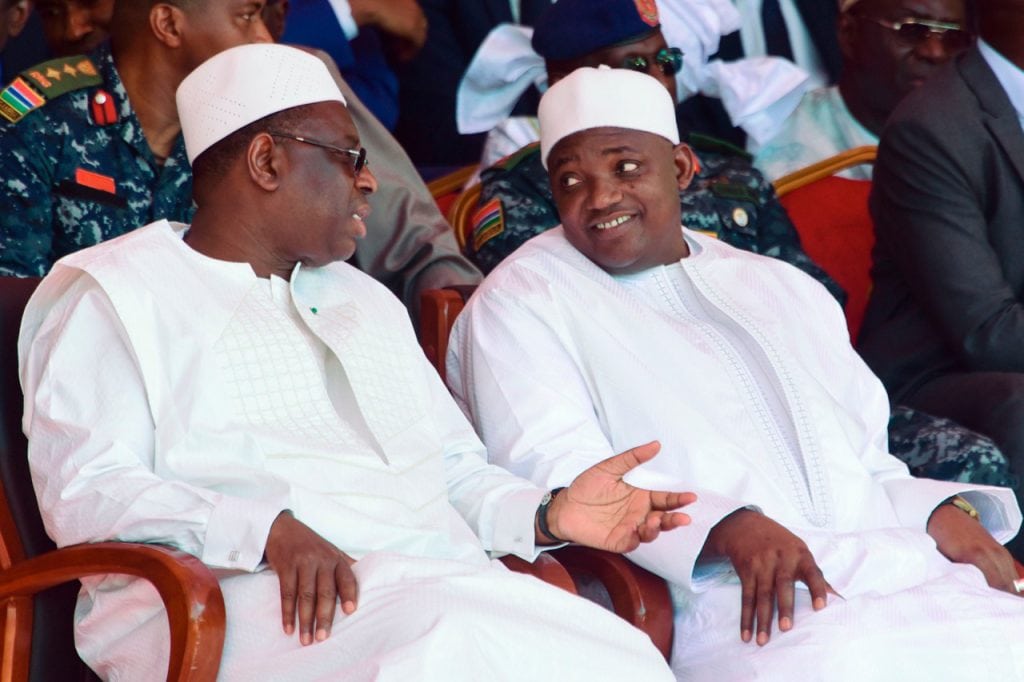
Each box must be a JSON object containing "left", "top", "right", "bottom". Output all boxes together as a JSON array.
[{"left": 267, "top": 131, "right": 368, "bottom": 176}]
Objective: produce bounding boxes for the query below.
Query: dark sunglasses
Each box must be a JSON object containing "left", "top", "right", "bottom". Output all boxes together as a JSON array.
[
  {"left": 859, "top": 16, "right": 973, "bottom": 50},
  {"left": 621, "top": 47, "right": 684, "bottom": 77},
  {"left": 267, "top": 132, "right": 369, "bottom": 176}
]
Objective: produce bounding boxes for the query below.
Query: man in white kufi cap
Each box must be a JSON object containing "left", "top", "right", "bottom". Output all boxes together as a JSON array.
[
  {"left": 18, "top": 44, "right": 698, "bottom": 681},
  {"left": 449, "top": 65, "right": 1024, "bottom": 681}
]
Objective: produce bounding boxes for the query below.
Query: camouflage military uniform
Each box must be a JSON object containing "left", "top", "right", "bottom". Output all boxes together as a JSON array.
[
  {"left": 471, "top": 140, "right": 1018, "bottom": 490},
  {"left": 471, "top": 136, "right": 846, "bottom": 304},
  {"left": 0, "top": 44, "right": 193, "bottom": 277}
]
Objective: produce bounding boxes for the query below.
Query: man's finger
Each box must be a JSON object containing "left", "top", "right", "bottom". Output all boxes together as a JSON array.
[
  {"left": 278, "top": 569, "right": 298, "bottom": 636},
  {"left": 650, "top": 490, "right": 698, "bottom": 511},
  {"left": 337, "top": 562, "right": 359, "bottom": 615},
  {"left": 600, "top": 441, "right": 662, "bottom": 477},
  {"left": 660, "top": 511, "right": 691, "bottom": 530},
  {"left": 296, "top": 565, "right": 318, "bottom": 646},
  {"left": 755, "top": 576, "right": 775, "bottom": 646},
  {"left": 776, "top": 572, "right": 796, "bottom": 633},
  {"left": 739, "top": 574, "right": 756, "bottom": 643},
  {"left": 314, "top": 567, "right": 338, "bottom": 642},
  {"left": 802, "top": 562, "right": 831, "bottom": 611}
]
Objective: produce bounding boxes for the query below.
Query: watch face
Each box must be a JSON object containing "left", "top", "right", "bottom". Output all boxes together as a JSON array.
[{"left": 540, "top": 491, "right": 553, "bottom": 506}]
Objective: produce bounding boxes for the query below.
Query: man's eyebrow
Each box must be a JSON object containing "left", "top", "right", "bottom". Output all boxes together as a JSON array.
[
  {"left": 548, "top": 152, "right": 579, "bottom": 173},
  {"left": 600, "top": 145, "right": 641, "bottom": 156}
]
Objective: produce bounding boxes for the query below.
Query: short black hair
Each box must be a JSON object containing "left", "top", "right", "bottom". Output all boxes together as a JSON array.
[{"left": 191, "top": 104, "right": 313, "bottom": 188}]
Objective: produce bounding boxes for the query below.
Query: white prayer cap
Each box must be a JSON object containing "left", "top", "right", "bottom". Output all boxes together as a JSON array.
[
  {"left": 538, "top": 66, "right": 679, "bottom": 168},
  {"left": 176, "top": 43, "right": 346, "bottom": 164}
]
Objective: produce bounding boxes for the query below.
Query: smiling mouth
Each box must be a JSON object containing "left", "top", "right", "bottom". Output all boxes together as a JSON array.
[{"left": 594, "top": 215, "right": 634, "bottom": 230}]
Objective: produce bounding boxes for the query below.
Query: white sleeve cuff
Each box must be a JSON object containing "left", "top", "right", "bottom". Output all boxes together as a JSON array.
[
  {"left": 486, "top": 486, "right": 551, "bottom": 561},
  {"left": 883, "top": 478, "right": 1023, "bottom": 544},
  {"left": 202, "top": 497, "right": 286, "bottom": 571}
]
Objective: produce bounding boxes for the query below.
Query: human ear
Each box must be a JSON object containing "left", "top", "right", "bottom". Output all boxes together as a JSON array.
[
  {"left": 247, "top": 133, "right": 283, "bottom": 192},
  {"left": 837, "top": 12, "right": 859, "bottom": 61},
  {"left": 150, "top": 3, "right": 186, "bottom": 48},
  {"left": 7, "top": 0, "right": 32, "bottom": 38},
  {"left": 673, "top": 143, "right": 697, "bottom": 191}
]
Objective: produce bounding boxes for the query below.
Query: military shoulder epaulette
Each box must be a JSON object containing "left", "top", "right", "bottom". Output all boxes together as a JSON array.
[
  {"left": 0, "top": 55, "right": 102, "bottom": 124},
  {"left": 710, "top": 181, "right": 759, "bottom": 204},
  {"left": 493, "top": 141, "right": 541, "bottom": 172},
  {"left": 687, "top": 132, "right": 753, "bottom": 161}
]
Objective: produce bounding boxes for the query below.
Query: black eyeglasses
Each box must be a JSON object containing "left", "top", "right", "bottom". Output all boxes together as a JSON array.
[
  {"left": 267, "top": 132, "right": 369, "bottom": 176},
  {"left": 621, "top": 47, "right": 684, "bottom": 77},
  {"left": 859, "top": 16, "right": 973, "bottom": 51}
]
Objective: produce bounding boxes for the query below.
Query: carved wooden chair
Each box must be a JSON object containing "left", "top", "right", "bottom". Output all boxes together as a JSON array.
[{"left": 0, "top": 277, "right": 226, "bottom": 681}]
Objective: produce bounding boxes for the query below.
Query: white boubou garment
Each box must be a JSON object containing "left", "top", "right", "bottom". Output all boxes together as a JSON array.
[
  {"left": 448, "top": 226, "right": 1024, "bottom": 682},
  {"left": 18, "top": 220, "right": 674, "bottom": 681}
]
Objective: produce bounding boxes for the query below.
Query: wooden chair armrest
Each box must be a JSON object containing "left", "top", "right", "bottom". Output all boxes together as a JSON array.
[
  {"left": 552, "top": 546, "right": 673, "bottom": 660},
  {"left": 499, "top": 553, "right": 578, "bottom": 595},
  {"left": 0, "top": 543, "right": 224, "bottom": 681}
]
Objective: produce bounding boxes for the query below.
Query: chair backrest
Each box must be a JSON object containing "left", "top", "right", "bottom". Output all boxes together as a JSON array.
[
  {"left": 425, "top": 163, "right": 478, "bottom": 220},
  {"left": 774, "top": 147, "right": 877, "bottom": 340},
  {"left": 0, "top": 276, "right": 98, "bottom": 682},
  {"left": 448, "top": 182, "right": 484, "bottom": 250}
]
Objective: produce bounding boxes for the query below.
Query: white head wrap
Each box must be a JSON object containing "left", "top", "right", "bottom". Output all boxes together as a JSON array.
[
  {"left": 176, "top": 43, "right": 346, "bottom": 164},
  {"left": 538, "top": 66, "right": 679, "bottom": 168}
]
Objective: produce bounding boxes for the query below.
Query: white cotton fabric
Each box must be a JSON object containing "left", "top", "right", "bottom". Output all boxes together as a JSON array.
[
  {"left": 447, "top": 226, "right": 1024, "bottom": 681},
  {"left": 19, "top": 220, "right": 673, "bottom": 680},
  {"left": 176, "top": 44, "right": 347, "bottom": 163},
  {"left": 754, "top": 85, "right": 878, "bottom": 181},
  {"left": 456, "top": 24, "right": 547, "bottom": 135}
]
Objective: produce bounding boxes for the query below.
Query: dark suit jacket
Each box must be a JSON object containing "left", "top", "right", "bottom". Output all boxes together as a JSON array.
[
  {"left": 394, "top": 0, "right": 544, "bottom": 166},
  {"left": 858, "top": 45, "right": 1024, "bottom": 399}
]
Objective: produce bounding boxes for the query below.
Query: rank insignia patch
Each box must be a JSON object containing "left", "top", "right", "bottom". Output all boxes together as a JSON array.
[{"left": 471, "top": 197, "right": 505, "bottom": 252}]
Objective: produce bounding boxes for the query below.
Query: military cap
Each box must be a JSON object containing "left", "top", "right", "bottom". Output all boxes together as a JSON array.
[{"left": 531, "top": 0, "right": 661, "bottom": 62}]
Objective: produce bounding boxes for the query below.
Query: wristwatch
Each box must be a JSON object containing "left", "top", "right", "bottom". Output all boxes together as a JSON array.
[
  {"left": 948, "top": 495, "right": 980, "bottom": 520},
  {"left": 537, "top": 487, "right": 567, "bottom": 543}
]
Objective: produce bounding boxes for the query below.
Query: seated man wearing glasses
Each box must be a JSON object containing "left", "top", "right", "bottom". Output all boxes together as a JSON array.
[
  {"left": 19, "top": 44, "right": 694, "bottom": 680},
  {"left": 754, "top": 0, "right": 972, "bottom": 181}
]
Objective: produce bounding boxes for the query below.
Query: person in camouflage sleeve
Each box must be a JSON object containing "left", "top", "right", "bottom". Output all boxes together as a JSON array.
[
  {"left": 0, "top": 1, "right": 270, "bottom": 278},
  {"left": 468, "top": 0, "right": 1018, "bottom": 496},
  {"left": 0, "top": 0, "right": 480, "bottom": 317}
]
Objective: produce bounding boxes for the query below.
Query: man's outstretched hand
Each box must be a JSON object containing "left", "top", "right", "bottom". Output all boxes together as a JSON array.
[
  {"left": 264, "top": 512, "right": 358, "bottom": 646},
  {"left": 541, "top": 441, "right": 697, "bottom": 553},
  {"left": 701, "top": 509, "right": 832, "bottom": 646}
]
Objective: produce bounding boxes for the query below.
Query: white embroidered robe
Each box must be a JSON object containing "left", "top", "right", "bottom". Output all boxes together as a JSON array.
[
  {"left": 19, "top": 220, "right": 673, "bottom": 681},
  {"left": 448, "top": 226, "right": 1024, "bottom": 681}
]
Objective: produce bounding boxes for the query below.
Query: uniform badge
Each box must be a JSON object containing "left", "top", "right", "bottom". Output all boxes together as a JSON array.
[
  {"left": 471, "top": 197, "right": 505, "bottom": 252},
  {"left": 732, "top": 207, "right": 749, "bottom": 228},
  {"left": 74, "top": 168, "right": 116, "bottom": 194},
  {"left": 634, "top": 0, "right": 659, "bottom": 26},
  {"left": 90, "top": 89, "right": 118, "bottom": 126},
  {"left": 0, "top": 77, "right": 46, "bottom": 123}
]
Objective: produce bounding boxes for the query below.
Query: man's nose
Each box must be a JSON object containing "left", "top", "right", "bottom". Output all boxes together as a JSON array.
[
  {"left": 357, "top": 165, "right": 379, "bottom": 195},
  {"left": 587, "top": 175, "right": 623, "bottom": 211},
  {"left": 66, "top": 8, "right": 93, "bottom": 39},
  {"left": 914, "top": 31, "right": 953, "bottom": 62}
]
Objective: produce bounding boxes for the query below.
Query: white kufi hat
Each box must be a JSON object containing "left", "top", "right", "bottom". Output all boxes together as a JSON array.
[
  {"left": 538, "top": 66, "right": 679, "bottom": 168},
  {"left": 176, "top": 43, "right": 346, "bottom": 164}
]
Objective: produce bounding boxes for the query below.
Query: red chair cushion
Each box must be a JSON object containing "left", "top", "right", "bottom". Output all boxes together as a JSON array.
[{"left": 779, "top": 177, "right": 874, "bottom": 341}]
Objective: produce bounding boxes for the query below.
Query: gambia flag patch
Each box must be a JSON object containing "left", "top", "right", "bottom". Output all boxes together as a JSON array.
[
  {"left": 471, "top": 197, "right": 504, "bottom": 252},
  {"left": 0, "top": 77, "right": 45, "bottom": 123}
]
